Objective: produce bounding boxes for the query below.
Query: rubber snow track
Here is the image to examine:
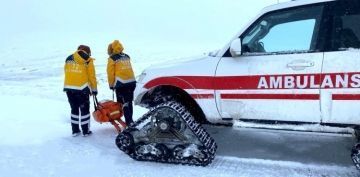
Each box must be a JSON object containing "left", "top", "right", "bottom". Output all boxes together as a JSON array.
[{"left": 116, "top": 101, "right": 217, "bottom": 166}]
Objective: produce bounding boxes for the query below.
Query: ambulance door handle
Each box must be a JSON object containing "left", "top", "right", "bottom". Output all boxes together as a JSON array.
[{"left": 287, "top": 61, "right": 314, "bottom": 69}]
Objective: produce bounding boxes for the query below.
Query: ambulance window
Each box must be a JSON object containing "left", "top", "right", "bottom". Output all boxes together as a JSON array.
[
  {"left": 241, "top": 5, "right": 323, "bottom": 55},
  {"left": 331, "top": 0, "right": 360, "bottom": 50}
]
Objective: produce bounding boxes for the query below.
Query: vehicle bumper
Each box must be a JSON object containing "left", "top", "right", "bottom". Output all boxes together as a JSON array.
[{"left": 134, "top": 82, "right": 148, "bottom": 106}]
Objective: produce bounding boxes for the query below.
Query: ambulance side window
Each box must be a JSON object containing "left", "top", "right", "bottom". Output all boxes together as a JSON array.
[
  {"left": 330, "top": 0, "right": 360, "bottom": 50},
  {"left": 241, "top": 5, "right": 324, "bottom": 55}
]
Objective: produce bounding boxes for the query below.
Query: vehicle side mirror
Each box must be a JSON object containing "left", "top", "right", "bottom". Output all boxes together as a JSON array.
[{"left": 230, "top": 38, "right": 242, "bottom": 57}]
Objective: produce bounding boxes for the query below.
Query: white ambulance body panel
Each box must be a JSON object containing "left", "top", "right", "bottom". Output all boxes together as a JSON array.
[
  {"left": 216, "top": 53, "right": 323, "bottom": 122},
  {"left": 134, "top": 0, "right": 360, "bottom": 126},
  {"left": 135, "top": 56, "right": 222, "bottom": 120},
  {"left": 321, "top": 51, "right": 360, "bottom": 124}
]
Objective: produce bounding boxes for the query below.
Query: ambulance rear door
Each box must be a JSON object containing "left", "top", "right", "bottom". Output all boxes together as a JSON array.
[{"left": 321, "top": 0, "right": 360, "bottom": 125}]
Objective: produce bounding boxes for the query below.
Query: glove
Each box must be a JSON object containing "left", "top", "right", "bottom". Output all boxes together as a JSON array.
[{"left": 92, "top": 91, "right": 98, "bottom": 96}]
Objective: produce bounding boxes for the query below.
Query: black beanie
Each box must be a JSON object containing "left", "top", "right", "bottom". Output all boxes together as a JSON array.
[{"left": 78, "top": 45, "right": 91, "bottom": 56}]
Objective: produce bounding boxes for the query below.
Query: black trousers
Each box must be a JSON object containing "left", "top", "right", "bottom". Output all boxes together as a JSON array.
[
  {"left": 115, "top": 83, "right": 136, "bottom": 125},
  {"left": 66, "top": 91, "right": 91, "bottom": 134}
]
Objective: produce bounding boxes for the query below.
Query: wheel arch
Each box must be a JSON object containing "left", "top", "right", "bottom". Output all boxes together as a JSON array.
[{"left": 140, "top": 84, "right": 208, "bottom": 124}]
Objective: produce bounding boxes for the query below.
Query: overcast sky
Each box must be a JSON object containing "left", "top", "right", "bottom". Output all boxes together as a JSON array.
[{"left": 0, "top": 0, "right": 288, "bottom": 54}]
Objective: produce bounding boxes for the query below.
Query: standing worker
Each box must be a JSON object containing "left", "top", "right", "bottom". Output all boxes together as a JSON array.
[
  {"left": 107, "top": 40, "right": 136, "bottom": 126},
  {"left": 64, "top": 45, "right": 98, "bottom": 137}
]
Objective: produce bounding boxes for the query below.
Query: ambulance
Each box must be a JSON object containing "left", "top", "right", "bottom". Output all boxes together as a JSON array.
[
  {"left": 135, "top": 0, "right": 360, "bottom": 131},
  {"left": 116, "top": 0, "right": 360, "bottom": 167}
]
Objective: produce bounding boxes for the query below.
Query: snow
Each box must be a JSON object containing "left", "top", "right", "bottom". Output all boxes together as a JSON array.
[
  {"left": 0, "top": 0, "right": 359, "bottom": 176},
  {"left": 1, "top": 56, "right": 359, "bottom": 177},
  {"left": 0, "top": 93, "right": 358, "bottom": 177},
  {"left": 234, "top": 121, "right": 354, "bottom": 134}
]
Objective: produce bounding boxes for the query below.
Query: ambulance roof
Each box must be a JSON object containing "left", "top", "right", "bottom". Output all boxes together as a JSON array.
[{"left": 263, "top": 0, "right": 335, "bottom": 14}]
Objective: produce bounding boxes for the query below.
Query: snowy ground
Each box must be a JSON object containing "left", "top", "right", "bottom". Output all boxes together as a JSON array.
[{"left": 0, "top": 45, "right": 359, "bottom": 177}]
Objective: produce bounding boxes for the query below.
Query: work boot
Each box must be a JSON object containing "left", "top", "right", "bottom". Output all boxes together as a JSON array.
[
  {"left": 83, "top": 131, "right": 93, "bottom": 137},
  {"left": 72, "top": 132, "right": 81, "bottom": 137},
  {"left": 72, "top": 123, "right": 81, "bottom": 137}
]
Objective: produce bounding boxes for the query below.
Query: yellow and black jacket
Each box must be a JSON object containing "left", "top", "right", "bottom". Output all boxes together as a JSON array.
[
  {"left": 107, "top": 40, "right": 135, "bottom": 89},
  {"left": 64, "top": 50, "right": 97, "bottom": 93}
]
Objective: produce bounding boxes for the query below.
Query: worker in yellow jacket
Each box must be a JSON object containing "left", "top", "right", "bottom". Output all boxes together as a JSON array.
[
  {"left": 64, "top": 45, "right": 97, "bottom": 137},
  {"left": 107, "top": 40, "right": 136, "bottom": 125}
]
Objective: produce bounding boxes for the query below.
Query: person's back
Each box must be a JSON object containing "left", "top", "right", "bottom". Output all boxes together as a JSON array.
[
  {"left": 64, "top": 49, "right": 97, "bottom": 93},
  {"left": 108, "top": 53, "right": 135, "bottom": 87},
  {"left": 64, "top": 45, "right": 97, "bottom": 136},
  {"left": 107, "top": 40, "right": 136, "bottom": 125}
]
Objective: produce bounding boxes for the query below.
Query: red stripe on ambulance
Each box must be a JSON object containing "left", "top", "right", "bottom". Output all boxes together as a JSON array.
[
  {"left": 190, "top": 94, "right": 214, "bottom": 99},
  {"left": 332, "top": 94, "right": 360, "bottom": 100},
  {"left": 221, "top": 94, "right": 320, "bottom": 100},
  {"left": 144, "top": 72, "right": 360, "bottom": 100}
]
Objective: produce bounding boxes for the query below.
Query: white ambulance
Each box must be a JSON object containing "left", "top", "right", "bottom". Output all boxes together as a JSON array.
[
  {"left": 135, "top": 0, "right": 360, "bottom": 129},
  {"left": 116, "top": 0, "right": 360, "bottom": 168}
]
